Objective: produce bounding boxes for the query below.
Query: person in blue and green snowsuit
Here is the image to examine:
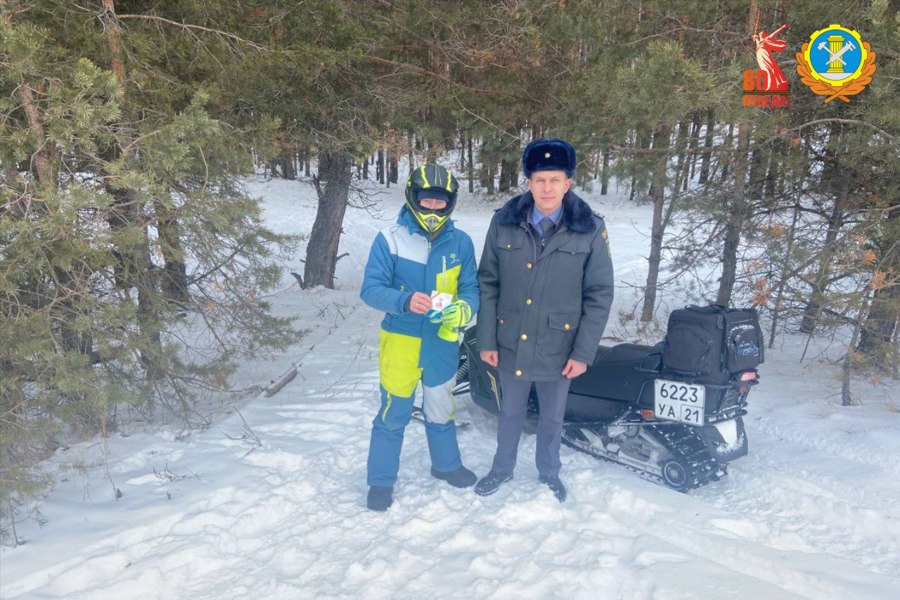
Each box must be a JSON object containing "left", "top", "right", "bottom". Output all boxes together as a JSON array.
[{"left": 360, "top": 164, "right": 479, "bottom": 511}]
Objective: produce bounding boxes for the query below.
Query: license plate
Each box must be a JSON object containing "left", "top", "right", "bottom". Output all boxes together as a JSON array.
[{"left": 654, "top": 379, "right": 706, "bottom": 425}]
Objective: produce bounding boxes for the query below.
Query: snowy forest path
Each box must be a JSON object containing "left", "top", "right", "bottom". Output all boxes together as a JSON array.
[{"left": 703, "top": 420, "right": 900, "bottom": 578}]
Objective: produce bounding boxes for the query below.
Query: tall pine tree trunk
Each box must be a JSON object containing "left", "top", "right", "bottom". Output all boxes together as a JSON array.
[
  {"left": 673, "top": 120, "right": 690, "bottom": 193},
  {"left": 630, "top": 130, "right": 650, "bottom": 203},
  {"left": 842, "top": 292, "right": 869, "bottom": 406},
  {"left": 800, "top": 161, "right": 850, "bottom": 333},
  {"left": 768, "top": 201, "right": 802, "bottom": 348},
  {"left": 280, "top": 149, "right": 296, "bottom": 180},
  {"left": 714, "top": 0, "right": 762, "bottom": 308},
  {"left": 686, "top": 111, "right": 701, "bottom": 186},
  {"left": 376, "top": 148, "right": 384, "bottom": 183},
  {"left": 155, "top": 201, "right": 189, "bottom": 304},
  {"left": 101, "top": 0, "right": 163, "bottom": 380},
  {"left": 698, "top": 108, "right": 714, "bottom": 184},
  {"left": 747, "top": 145, "right": 766, "bottom": 200},
  {"left": 716, "top": 124, "right": 751, "bottom": 306},
  {"left": 499, "top": 158, "right": 517, "bottom": 193},
  {"left": 720, "top": 123, "right": 734, "bottom": 182},
  {"left": 764, "top": 145, "right": 779, "bottom": 201},
  {"left": 641, "top": 124, "right": 671, "bottom": 322},
  {"left": 467, "top": 134, "right": 474, "bottom": 194},
  {"left": 479, "top": 138, "right": 495, "bottom": 193},
  {"left": 108, "top": 187, "right": 162, "bottom": 380},
  {"left": 304, "top": 151, "right": 352, "bottom": 289},
  {"left": 858, "top": 284, "right": 900, "bottom": 355},
  {"left": 388, "top": 155, "right": 398, "bottom": 184},
  {"left": 600, "top": 148, "right": 610, "bottom": 195}
]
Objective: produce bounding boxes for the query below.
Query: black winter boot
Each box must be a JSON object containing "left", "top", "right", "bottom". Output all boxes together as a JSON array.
[
  {"left": 367, "top": 486, "right": 393, "bottom": 511},
  {"left": 474, "top": 471, "right": 513, "bottom": 496},
  {"left": 431, "top": 465, "right": 477, "bottom": 488},
  {"left": 539, "top": 475, "right": 567, "bottom": 503}
]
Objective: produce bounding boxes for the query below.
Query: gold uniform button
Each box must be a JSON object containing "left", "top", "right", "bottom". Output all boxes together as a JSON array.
[
  {"left": 515, "top": 369, "right": 522, "bottom": 376},
  {"left": 506, "top": 244, "right": 511, "bottom": 249},
  {"left": 526, "top": 262, "right": 533, "bottom": 269},
  {"left": 526, "top": 298, "right": 532, "bottom": 305},
  {"left": 499, "top": 319, "right": 504, "bottom": 325},
  {"left": 564, "top": 323, "right": 571, "bottom": 330},
  {"left": 520, "top": 334, "right": 527, "bottom": 341}
]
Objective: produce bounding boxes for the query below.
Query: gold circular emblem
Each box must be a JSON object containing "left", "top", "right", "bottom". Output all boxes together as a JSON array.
[{"left": 797, "top": 24, "right": 876, "bottom": 103}]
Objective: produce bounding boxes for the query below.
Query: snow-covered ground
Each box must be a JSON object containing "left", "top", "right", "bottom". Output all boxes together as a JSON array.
[{"left": 2, "top": 175, "right": 899, "bottom": 599}]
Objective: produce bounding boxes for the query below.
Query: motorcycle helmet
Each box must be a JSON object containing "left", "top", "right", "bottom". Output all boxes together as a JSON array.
[{"left": 405, "top": 163, "right": 459, "bottom": 236}]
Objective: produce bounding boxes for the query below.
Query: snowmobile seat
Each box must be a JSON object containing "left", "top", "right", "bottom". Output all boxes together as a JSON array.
[
  {"left": 565, "top": 342, "right": 664, "bottom": 423},
  {"left": 593, "top": 343, "right": 655, "bottom": 367}
]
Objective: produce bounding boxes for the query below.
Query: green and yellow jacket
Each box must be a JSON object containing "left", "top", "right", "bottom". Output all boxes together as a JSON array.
[{"left": 361, "top": 206, "right": 479, "bottom": 390}]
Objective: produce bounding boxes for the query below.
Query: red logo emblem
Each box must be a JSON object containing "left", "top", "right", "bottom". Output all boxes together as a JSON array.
[{"left": 743, "top": 14, "right": 791, "bottom": 107}]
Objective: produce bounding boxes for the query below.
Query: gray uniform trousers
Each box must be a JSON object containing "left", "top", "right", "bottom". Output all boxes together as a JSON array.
[{"left": 491, "top": 369, "right": 572, "bottom": 478}]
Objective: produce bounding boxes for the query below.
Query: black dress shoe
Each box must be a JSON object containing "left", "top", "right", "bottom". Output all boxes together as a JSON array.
[
  {"left": 474, "top": 471, "right": 513, "bottom": 496},
  {"left": 539, "top": 475, "right": 567, "bottom": 503}
]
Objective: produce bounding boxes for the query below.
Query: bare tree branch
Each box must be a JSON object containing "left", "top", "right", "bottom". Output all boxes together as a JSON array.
[{"left": 115, "top": 13, "right": 266, "bottom": 51}]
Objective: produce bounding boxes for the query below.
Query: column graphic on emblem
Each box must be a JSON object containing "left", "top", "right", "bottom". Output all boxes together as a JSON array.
[{"left": 827, "top": 35, "right": 844, "bottom": 73}]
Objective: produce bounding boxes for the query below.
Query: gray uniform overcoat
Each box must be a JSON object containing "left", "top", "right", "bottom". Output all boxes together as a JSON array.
[{"left": 476, "top": 191, "right": 615, "bottom": 381}]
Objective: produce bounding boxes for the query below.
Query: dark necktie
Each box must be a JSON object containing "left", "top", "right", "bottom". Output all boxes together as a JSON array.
[{"left": 540, "top": 217, "right": 556, "bottom": 247}]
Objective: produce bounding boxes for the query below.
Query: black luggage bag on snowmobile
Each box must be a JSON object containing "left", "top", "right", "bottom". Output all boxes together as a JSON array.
[{"left": 662, "top": 304, "right": 764, "bottom": 383}]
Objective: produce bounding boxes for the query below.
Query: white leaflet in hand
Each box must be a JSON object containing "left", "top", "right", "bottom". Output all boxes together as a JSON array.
[
  {"left": 430, "top": 291, "right": 453, "bottom": 312},
  {"left": 425, "top": 291, "right": 454, "bottom": 320}
]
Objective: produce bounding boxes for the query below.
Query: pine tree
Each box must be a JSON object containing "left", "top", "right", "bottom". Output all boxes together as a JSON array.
[{"left": 1, "top": 1, "right": 302, "bottom": 526}]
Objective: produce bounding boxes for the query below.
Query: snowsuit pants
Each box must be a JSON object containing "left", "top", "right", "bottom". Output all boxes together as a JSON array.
[
  {"left": 367, "top": 331, "right": 462, "bottom": 487},
  {"left": 490, "top": 369, "right": 571, "bottom": 478}
]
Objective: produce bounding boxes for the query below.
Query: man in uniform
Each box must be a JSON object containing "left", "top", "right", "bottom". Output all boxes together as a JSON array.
[{"left": 474, "top": 138, "right": 614, "bottom": 502}]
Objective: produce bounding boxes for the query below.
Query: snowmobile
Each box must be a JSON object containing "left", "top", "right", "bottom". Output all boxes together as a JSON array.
[{"left": 454, "top": 305, "right": 764, "bottom": 492}]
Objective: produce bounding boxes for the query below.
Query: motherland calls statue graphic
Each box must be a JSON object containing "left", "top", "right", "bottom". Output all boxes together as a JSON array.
[{"left": 753, "top": 14, "right": 790, "bottom": 92}]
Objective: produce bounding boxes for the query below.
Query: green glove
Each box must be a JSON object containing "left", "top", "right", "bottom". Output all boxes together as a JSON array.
[
  {"left": 439, "top": 300, "right": 472, "bottom": 328},
  {"left": 431, "top": 300, "right": 472, "bottom": 342}
]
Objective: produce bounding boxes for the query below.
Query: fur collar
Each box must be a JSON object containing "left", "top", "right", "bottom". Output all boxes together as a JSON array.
[{"left": 495, "top": 191, "right": 597, "bottom": 234}]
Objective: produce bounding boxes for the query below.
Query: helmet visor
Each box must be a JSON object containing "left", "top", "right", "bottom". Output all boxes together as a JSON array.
[{"left": 416, "top": 189, "right": 454, "bottom": 216}]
